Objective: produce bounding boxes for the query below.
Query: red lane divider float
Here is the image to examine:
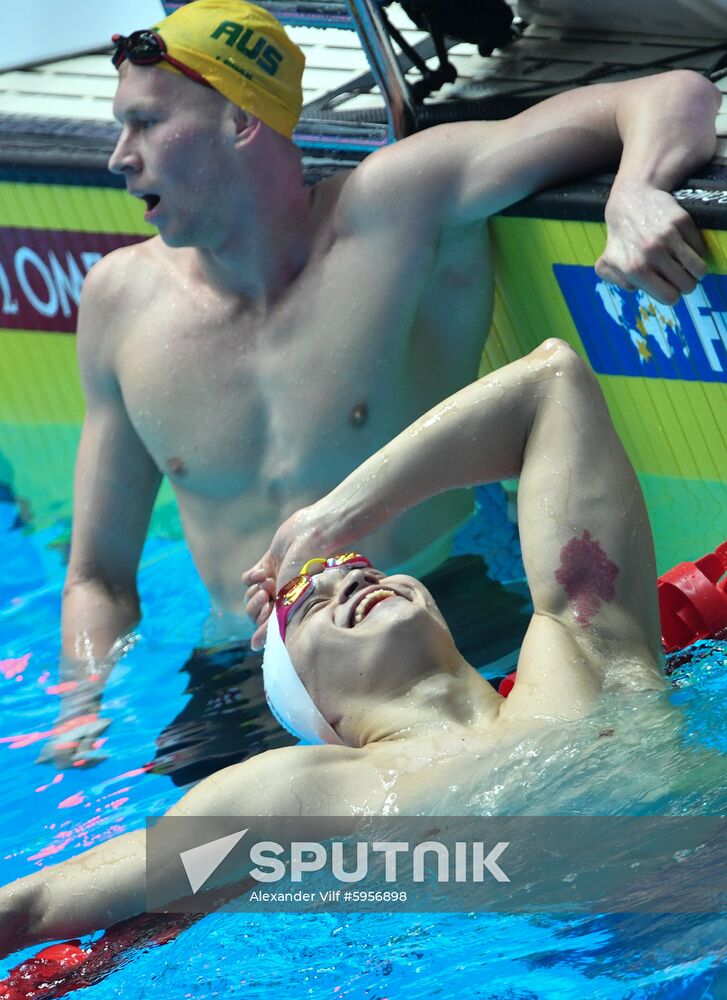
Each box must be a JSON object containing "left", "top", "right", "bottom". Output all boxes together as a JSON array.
[
  {"left": 0, "top": 913, "right": 199, "bottom": 1000},
  {"left": 657, "top": 540, "right": 727, "bottom": 653}
]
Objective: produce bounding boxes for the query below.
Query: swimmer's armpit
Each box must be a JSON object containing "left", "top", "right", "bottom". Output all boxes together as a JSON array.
[{"left": 553, "top": 530, "right": 620, "bottom": 627}]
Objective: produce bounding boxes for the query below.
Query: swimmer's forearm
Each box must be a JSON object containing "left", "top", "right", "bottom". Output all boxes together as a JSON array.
[
  {"left": 0, "top": 830, "right": 147, "bottom": 954},
  {"left": 40, "top": 831, "right": 147, "bottom": 939},
  {"left": 0, "top": 882, "right": 41, "bottom": 958},
  {"left": 323, "top": 343, "right": 556, "bottom": 540},
  {"left": 613, "top": 71, "right": 720, "bottom": 192}
]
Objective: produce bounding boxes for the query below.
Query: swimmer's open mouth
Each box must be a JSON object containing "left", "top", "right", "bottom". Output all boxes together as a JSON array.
[
  {"left": 142, "top": 194, "right": 161, "bottom": 212},
  {"left": 349, "top": 588, "right": 400, "bottom": 626}
]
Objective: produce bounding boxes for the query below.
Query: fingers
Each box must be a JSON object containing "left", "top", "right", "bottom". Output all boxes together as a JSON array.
[
  {"left": 70, "top": 726, "right": 109, "bottom": 768},
  {"left": 35, "top": 742, "right": 64, "bottom": 766},
  {"left": 645, "top": 219, "right": 708, "bottom": 301},
  {"left": 245, "top": 579, "right": 274, "bottom": 606},
  {"left": 246, "top": 585, "right": 272, "bottom": 619},
  {"left": 651, "top": 250, "right": 700, "bottom": 298},
  {"left": 242, "top": 563, "right": 276, "bottom": 615},
  {"left": 596, "top": 262, "right": 676, "bottom": 306},
  {"left": 594, "top": 258, "right": 636, "bottom": 292},
  {"left": 245, "top": 578, "right": 274, "bottom": 653},
  {"left": 597, "top": 239, "right": 707, "bottom": 306},
  {"left": 242, "top": 565, "right": 268, "bottom": 586},
  {"left": 613, "top": 256, "right": 689, "bottom": 305},
  {"left": 674, "top": 211, "right": 708, "bottom": 261},
  {"left": 36, "top": 717, "right": 111, "bottom": 769},
  {"left": 251, "top": 617, "right": 270, "bottom": 652},
  {"left": 601, "top": 187, "right": 710, "bottom": 305},
  {"left": 670, "top": 230, "right": 708, "bottom": 282}
]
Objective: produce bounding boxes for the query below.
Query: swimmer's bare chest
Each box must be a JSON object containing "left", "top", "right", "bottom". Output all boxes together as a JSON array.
[
  {"left": 298, "top": 726, "right": 521, "bottom": 817},
  {"left": 116, "top": 185, "right": 493, "bottom": 514}
]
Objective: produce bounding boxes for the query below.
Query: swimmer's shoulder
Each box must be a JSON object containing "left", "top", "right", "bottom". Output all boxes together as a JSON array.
[
  {"left": 272, "top": 744, "right": 375, "bottom": 817},
  {"left": 312, "top": 156, "right": 432, "bottom": 239},
  {"left": 331, "top": 149, "right": 448, "bottom": 246},
  {"left": 331, "top": 156, "right": 395, "bottom": 233},
  {"left": 288, "top": 743, "right": 414, "bottom": 816},
  {"left": 76, "top": 239, "right": 176, "bottom": 380},
  {"left": 179, "top": 744, "right": 373, "bottom": 818},
  {"left": 79, "top": 238, "right": 182, "bottom": 339},
  {"left": 82, "top": 236, "right": 168, "bottom": 303}
]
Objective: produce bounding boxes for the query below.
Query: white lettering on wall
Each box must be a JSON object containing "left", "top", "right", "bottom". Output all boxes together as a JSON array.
[
  {"left": 0, "top": 262, "right": 19, "bottom": 314},
  {"left": 15, "top": 247, "right": 59, "bottom": 317},
  {"left": 2, "top": 245, "right": 101, "bottom": 322}
]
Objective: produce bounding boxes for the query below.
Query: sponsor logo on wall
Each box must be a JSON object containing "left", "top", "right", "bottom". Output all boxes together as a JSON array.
[
  {"left": 554, "top": 264, "right": 727, "bottom": 383},
  {"left": 0, "top": 228, "right": 147, "bottom": 333}
]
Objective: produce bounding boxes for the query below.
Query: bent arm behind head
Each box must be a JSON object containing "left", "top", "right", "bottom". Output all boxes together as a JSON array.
[
  {"left": 243, "top": 343, "right": 544, "bottom": 636},
  {"left": 250, "top": 341, "right": 662, "bottom": 678}
]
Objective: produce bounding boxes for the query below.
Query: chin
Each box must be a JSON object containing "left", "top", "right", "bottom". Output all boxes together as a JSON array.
[
  {"left": 377, "top": 601, "right": 450, "bottom": 648},
  {"left": 160, "top": 227, "right": 218, "bottom": 251},
  {"left": 157, "top": 229, "right": 190, "bottom": 249}
]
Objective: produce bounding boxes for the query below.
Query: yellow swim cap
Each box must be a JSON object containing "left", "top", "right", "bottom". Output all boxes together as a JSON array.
[{"left": 149, "top": 0, "right": 304, "bottom": 139}]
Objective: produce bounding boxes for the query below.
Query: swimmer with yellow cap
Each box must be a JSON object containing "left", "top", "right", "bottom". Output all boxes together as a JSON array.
[{"left": 112, "top": 0, "right": 305, "bottom": 139}]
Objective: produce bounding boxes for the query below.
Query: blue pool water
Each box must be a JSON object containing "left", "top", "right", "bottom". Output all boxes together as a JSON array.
[{"left": 0, "top": 490, "right": 725, "bottom": 998}]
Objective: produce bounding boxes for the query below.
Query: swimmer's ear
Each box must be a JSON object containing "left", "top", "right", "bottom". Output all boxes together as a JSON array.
[{"left": 232, "top": 106, "right": 262, "bottom": 146}]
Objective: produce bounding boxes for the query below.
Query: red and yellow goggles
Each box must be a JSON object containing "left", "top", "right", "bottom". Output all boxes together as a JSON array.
[{"left": 275, "top": 553, "right": 372, "bottom": 641}]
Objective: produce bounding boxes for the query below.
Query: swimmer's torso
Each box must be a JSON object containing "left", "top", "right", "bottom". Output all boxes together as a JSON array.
[
  {"left": 240, "top": 693, "right": 721, "bottom": 819},
  {"left": 106, "top": 171, "right": 494, "bottom": 614}
]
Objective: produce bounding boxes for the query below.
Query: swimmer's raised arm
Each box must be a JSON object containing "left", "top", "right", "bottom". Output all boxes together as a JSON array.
[
  {"left": 246, "top": 341, "right": 663, "bottom": 690},
  {"left": 347, "top": 70, "right": 720, "bottom": 305},
  {"left": 40, "top": 255, "right": 162, "bottom": 770}
]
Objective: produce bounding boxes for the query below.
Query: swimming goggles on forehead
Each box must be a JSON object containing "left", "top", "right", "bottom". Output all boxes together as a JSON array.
[
  {"left": 275, "top": 553, "right": 373, "bottom": 641},
  {"left": 111, "top": 29, "right": 213, "bottom": 90}
]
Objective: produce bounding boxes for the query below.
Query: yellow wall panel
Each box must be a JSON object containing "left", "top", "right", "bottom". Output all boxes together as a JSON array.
[
  {"left": 486, "top": 216, "right": 727, "bottom": 483},
  {"left": 0, "top": 182, "right": 153, "bottom": 234}
]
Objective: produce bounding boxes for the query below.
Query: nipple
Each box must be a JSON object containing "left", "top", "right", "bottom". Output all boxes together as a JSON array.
[
  {"left": 349, "top": 402, "right": 368, "bottom": 428},
  {"left": 166, "top": 456, "right": 187, "bottom": 477}
]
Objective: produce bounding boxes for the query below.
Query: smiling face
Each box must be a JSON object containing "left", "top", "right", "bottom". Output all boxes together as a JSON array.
[
  {"left": 109, "top": 63, "right": 241, "bottom": 248},
  {"left": 282, "top": 562, "right": 463, "bottom": 737}
]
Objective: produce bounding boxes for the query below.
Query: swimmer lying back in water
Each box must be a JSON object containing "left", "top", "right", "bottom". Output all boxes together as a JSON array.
[{"left": 0, "top": 340, "right": 667, "bottom": 956}]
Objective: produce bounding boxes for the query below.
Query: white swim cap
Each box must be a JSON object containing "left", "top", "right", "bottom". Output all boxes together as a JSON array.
[{"left": 262, "top": 610, "right": 345, "bottom": 745}]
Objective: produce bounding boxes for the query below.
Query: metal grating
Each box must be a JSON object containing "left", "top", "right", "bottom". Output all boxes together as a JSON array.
[{"left": 0, "top": 2, "right": 724, "bottom": 168}]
